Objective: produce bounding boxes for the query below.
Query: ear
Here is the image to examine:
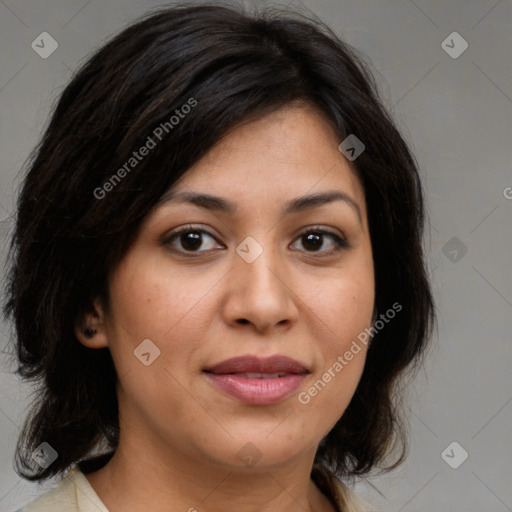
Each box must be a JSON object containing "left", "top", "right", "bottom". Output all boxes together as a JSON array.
[{"left": 75, "top": 298, "right": 109, "bottom": 349}]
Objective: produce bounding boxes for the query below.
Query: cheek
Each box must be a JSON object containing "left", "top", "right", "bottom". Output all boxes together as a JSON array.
[
  {"left": 320, "top": 282, "right": 372, "bottom": 388},
  {"left": 300, "top": 263, "right": 374, "bottom": 416},
  {"left": 296, "top": 286, "right": 372, "bottom": 436},
  {"left": 104, "top": 262, "right": 208, "bottom": 415},
  {"left": 108, "top": 256, "right": 214, "bottom": 341},
  {"left": 315, "top": 268, "right": 375, "bottom": 346},
  {"left": 105, "top": 256, "right": 225, "bottom": 385}
]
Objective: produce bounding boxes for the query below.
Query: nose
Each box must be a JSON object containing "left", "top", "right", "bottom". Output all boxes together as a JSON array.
[{"left": 221, "top": 238, "right": 299, "bottom": 334}]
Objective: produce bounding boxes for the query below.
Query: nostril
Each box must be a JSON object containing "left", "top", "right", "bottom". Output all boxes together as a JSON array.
[{"left": 237, "top": 319, "right": 249, "bottom": 324}]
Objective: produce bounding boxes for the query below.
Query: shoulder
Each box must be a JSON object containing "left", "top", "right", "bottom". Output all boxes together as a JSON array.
[
  {"left": 15, "top": 466, "right": 109, "bottom": 512},
  {"left": 16, "top": 468, "right": 77, "bottom": 512}
]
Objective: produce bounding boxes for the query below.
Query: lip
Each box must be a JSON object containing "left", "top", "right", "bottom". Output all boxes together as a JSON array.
[
  {"left": 203, "top": 355, "right": 309, "bottom": 405},
  {"left": 204, "top": 373, "right": 307, "bottom": 405},
  {"left": 204, "top": 355, "right": 309, "bottom": 374}
]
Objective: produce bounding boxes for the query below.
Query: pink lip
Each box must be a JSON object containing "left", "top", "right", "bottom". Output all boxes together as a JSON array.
[
  {"left": 204, "top": 355, "right": 309, "bottom": 374},
  {"left": 203, "top": 355, "right": 309, "bottom": 405},
  {"left": 204, "top": 373, "right": 307, "bottom": 405}
]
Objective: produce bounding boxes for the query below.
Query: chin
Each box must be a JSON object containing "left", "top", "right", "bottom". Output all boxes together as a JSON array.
[{"left": 197, "top": 431, "right": 317, "bottom": 471}]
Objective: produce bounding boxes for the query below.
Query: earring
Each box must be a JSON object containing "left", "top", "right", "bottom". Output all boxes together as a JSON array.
[{"left": 83, "top": 328, "right": 97, "bottom": 338}]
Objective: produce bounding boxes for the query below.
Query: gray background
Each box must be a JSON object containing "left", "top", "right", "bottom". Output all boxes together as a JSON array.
[{"left": 1, "top": 0, "right": 511, "bottom": 511}]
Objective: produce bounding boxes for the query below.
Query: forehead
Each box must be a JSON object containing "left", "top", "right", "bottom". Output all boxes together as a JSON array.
[{"left": 167, "top": 105, "right": 367, "bottom": 219}]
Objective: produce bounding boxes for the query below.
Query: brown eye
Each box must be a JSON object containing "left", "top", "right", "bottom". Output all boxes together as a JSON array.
[
  {"left": 302, "top": 233, "right": 323, "bottom": 251},
  {"left": 177, "top": 231, "right": 203, "bottom": 251},
  {"left": 163, "top": 226, "right": 223, "bottom": 254},
  {"left": 291, "top": 229, "right": 350, "bottom": 256},
  {"left": 162, "top": 225, "right": 349, "bottom": 258}
]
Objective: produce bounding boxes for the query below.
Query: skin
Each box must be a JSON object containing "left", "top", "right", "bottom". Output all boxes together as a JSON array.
[{"left": 77, "top": 103, "right": 375, "bottom": 512}]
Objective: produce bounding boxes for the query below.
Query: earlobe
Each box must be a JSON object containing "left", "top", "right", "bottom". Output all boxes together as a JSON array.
[
  {"left": 75, "top": 298, "right": 109, "bottom": 349},
  {"left": 83, "top": 328, "right": 98, "bottom": 339}
]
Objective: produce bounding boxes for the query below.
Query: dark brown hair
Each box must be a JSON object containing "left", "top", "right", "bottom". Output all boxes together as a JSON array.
[{"left": 3, "top": 0, "right": 435, "bottom": 493}]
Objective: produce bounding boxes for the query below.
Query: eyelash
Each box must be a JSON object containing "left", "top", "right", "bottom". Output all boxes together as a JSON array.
[{"left": 162, "top": 224, "right": 350, "bottom": 257}]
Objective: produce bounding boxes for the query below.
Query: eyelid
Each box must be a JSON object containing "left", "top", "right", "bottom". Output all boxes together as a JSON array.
[
  {"left": 292, "top": 225, "right": 351, "bottom": 253},
  {"left": 295, "top": 225, "right": 348, "bottom": 243},
  {"left": 161, "top": 224, "right": 224, "bottom": 249},
  {"left": 162, "top": 224, "right": 350, "bottom": 256}
]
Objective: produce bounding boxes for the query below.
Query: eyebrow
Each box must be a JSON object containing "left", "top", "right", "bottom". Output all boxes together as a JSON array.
[{"left": 159, "top": 190, "right": 363, "bottom": 225}]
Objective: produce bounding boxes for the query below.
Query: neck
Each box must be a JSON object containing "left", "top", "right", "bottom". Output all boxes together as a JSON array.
[{"left": 84, "top": 436, "right": 337, "bottom": 512}]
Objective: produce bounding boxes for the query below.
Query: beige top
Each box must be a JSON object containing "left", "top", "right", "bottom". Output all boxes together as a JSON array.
[{"left": 17, "top": 465, "right": 374, "bottom": 512}]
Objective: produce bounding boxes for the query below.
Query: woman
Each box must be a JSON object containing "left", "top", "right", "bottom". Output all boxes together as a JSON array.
[{"left": 4, "top": 3, "right": 435, "bottom": 511}]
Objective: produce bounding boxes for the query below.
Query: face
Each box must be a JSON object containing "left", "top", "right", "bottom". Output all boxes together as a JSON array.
[{"left": 82, "top": 104, "right": 375, "bottom": 472}]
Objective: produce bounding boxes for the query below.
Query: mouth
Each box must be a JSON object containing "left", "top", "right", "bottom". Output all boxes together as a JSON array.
[{"left": 203, "top": 355, "right": 310, "bottom": 405}]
